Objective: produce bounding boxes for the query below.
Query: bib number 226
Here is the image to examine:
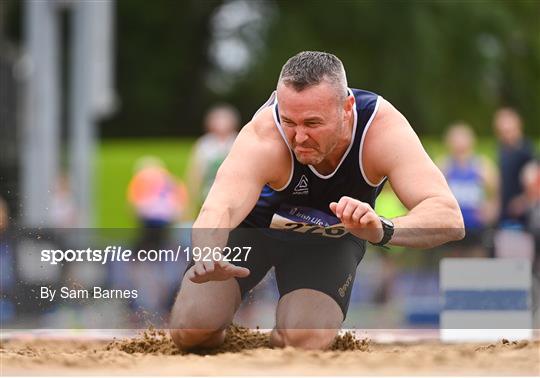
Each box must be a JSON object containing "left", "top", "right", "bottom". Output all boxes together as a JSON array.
[{"left": 281, "top": 222, "right": 347, "bottom": 238}]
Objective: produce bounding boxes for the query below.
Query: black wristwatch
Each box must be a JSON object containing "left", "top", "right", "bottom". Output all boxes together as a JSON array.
[{"left": 371, "top": 216, "right": 394, "bottom": 247}]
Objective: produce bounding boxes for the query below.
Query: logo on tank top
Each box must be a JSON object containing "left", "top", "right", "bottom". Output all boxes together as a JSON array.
[{"left": 293, "top": 174, "right": 309, "bottom": 195}]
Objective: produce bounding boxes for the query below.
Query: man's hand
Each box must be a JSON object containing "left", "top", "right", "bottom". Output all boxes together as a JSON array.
[
  {"left": 329, "top": 196, "right": 383, "bottom": 244},
  {"left": 187, "top": 258, "right": 250, "bottom": 284}
]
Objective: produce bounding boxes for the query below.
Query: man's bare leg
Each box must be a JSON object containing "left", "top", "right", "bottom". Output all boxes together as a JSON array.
[
  {"left": 270, "top": 288, "right": 343, "bottom": 350},
  {"left": 169, "top": 271, "right": 241, "bottom": 350}
]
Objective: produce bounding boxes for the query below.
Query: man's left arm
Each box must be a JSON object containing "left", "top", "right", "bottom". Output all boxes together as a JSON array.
[{"left": 331, "top": 98, "right": 464, "bottom": 248}]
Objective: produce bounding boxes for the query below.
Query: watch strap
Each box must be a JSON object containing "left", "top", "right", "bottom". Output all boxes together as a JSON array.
[{"left": 371, "top": 216, "right": 394, "bottom": 247}]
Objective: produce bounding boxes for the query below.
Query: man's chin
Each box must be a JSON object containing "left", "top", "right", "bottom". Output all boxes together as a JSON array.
[{"left": 294, "top": 153, "right": 322, "bottom": 166}]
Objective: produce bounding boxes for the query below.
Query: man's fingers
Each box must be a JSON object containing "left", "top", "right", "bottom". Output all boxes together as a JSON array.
[
  {"left": 216, "top": 258, "right": 230, "bottom": 269},
  {"left": 341, "top": 201, "right": 357, "bottom": 222},
  {"left": 188, "top": 265, "right": 207, "bottom": 283},
  {"left": 230, "top": 265, "right": 250, "bottom": 278},
  {"left": 193, "top": 262, "right": 206, "bottom": 276},
  {"left": 359, "top": 211, "right": 378, "bottom": 226},
  {"left": 336, "top": 197, "right": 349, "bottom": 218},
  {"left": 329, "top": 202, "right": 338, "bottom": 215},
  {"left": 189, "top": 274, "right": 205, "bottom": 284},
  {"left": 331, "top": 198, "right": 346, "bottom": 218},
  {"left": 330, "top": 197, "right": 378, "bottom": 232},
  {"left": 186, "top": 267, "right": 196, "bottom": 281},
  {"left": 351, "top": 206, "right": 366, "bottom": 224},
  {"left": 188, "top": 261, "right": 249, "bottom": 283},
  {"left": 332, "top": 196, "right": 363, "bottom": 219},
  {"left": 221, "top": 262, "right": 250, "bottom": 276},
  {"left": 203, "top": 260, "right": 215, "bottom": 273}
]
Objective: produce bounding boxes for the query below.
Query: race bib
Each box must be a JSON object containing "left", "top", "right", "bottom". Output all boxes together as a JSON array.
[{"left": 269, "top": 206, "right": 348, "bottom": 238}]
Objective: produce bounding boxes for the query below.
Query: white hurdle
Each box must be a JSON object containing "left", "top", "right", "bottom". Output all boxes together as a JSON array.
[{"left": 440, "top": 258, "right": 533, "bottom": 342}]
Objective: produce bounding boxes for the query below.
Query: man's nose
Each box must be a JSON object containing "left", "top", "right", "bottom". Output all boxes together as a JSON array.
[{"left": 295, "top": 127, "right": 309, "bottom": 144}]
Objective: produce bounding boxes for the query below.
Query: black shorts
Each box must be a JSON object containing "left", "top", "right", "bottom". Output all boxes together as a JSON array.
[{"left": 185, "top": 226, "right": 366, "bottom": 317}]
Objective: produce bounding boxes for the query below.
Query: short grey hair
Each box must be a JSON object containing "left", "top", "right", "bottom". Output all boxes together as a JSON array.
[{"left": 278, "top": 51, "right": 348, "bottom": 100}]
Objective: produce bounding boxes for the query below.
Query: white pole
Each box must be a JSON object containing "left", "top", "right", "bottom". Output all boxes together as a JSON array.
[
  {"left": 69, "top": 0, "right": 94, "bottom": 228},
  {"left": 21, "top": 0, "right": 60, "bottom": 227}
]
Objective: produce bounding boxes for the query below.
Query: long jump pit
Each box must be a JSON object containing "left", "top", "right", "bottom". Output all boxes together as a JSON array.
[{"left": 1, "top": 326, "right": 538, "bottom": 376}]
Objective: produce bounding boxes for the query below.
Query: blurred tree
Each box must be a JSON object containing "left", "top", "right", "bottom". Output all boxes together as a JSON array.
[
  {"left": 4, "top": 0, "right": 539, "bottom": 138},
  {"left": 101, "top": 0, "right": 223, "bottom": 137},
  {"left": 231, "top": 0, "right": 539, "bottom": 138}
]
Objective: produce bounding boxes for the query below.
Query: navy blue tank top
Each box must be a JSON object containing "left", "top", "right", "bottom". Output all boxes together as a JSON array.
[{"left": 243, "top": 88, "right": 384, "bottom": 240}]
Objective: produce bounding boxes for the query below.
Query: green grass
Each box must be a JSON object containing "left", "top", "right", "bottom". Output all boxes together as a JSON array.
[
  {"left": 95, "top": 137, "right": 538, "bottom": 228},
  {"left": 422, "top": 137, "right": 498, "bottom": 161}
]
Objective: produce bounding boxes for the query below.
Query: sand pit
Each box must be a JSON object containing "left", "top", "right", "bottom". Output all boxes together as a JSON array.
[{"left": 1, "top": 326, "right": 538, "bottom": 376}]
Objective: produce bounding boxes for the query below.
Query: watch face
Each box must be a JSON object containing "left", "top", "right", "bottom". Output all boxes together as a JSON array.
[{"left": 380, "top": 217, "right": 394, "bottom": 228}]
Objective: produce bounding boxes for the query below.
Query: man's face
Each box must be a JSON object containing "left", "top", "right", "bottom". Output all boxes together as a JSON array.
[
  {"left": 206, "top": 109, "right": 238, "bottom": 137},
  {"left": 276, "top": 81, "right": 353, "bottom": 166},
  {"left": 494, "top": 110, "right": 522, "bottom": 146},
  {"left": 446, "top": 127, "right": 474, "bottom": 157}
]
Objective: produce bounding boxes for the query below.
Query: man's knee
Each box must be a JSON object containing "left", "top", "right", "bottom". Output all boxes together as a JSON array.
[
  {"left": 169, "top": 304, "right": 227, "bottom": 350},
  {"left": 169, "top": 291, "right": 234, "bottom": 350},
  {"left": 169, "top": 327, "right": 225, "bottom": 350},
  {"left": 274, "top": 328, "right": 338, "bottom": 350}
]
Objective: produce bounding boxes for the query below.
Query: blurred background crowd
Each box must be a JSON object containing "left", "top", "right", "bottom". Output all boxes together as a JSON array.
[{"left": 0, "top": 0, "right": 538, "bottom": 330}]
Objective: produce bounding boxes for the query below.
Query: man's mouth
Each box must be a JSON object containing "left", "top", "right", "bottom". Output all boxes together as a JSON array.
[
  {"left": 295, "top": 147, "right": 313, "bottom": 154},
  {"left": 294, "top": 145, "right": 318, "bottom": 154}
]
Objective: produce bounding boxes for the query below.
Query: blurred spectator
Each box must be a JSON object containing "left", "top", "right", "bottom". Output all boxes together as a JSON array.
[
  {"left": 439, "top": 123, "right": 497, "bottom": 256},
  {"left": 514, "top": 160, "right": 540, "bottom": 273},
  {"left": 493, "top": 108, "right": 534, "bottom": 228},
  {"left": 186, "top": 104, "right": 240, "bottom": 218},
  {"left": 518, "top": 160, "right": 540, "bottom": 233},
  {"left": 127, "top": 156, "right": 188, "bottom": 249},
  {"left": 125, "top": 157, "right": 189, "bottom": 318},
  {"left": 504, "top": 159, "right": 540, "bottom": 234}
]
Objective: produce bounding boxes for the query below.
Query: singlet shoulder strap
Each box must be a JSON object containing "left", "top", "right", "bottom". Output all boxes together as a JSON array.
[{"left": 252, "top": 91, "right": 277, "bottom": 119}]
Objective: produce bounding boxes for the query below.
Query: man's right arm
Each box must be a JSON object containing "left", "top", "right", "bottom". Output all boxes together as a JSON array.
[{"left": 187, "top": 109, "right": 289, "bottom": 283}]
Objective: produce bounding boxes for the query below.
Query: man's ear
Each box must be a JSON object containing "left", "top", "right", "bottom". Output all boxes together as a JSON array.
[{"left": 343, "top": 94, "right": 355, "bottom": 114}]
